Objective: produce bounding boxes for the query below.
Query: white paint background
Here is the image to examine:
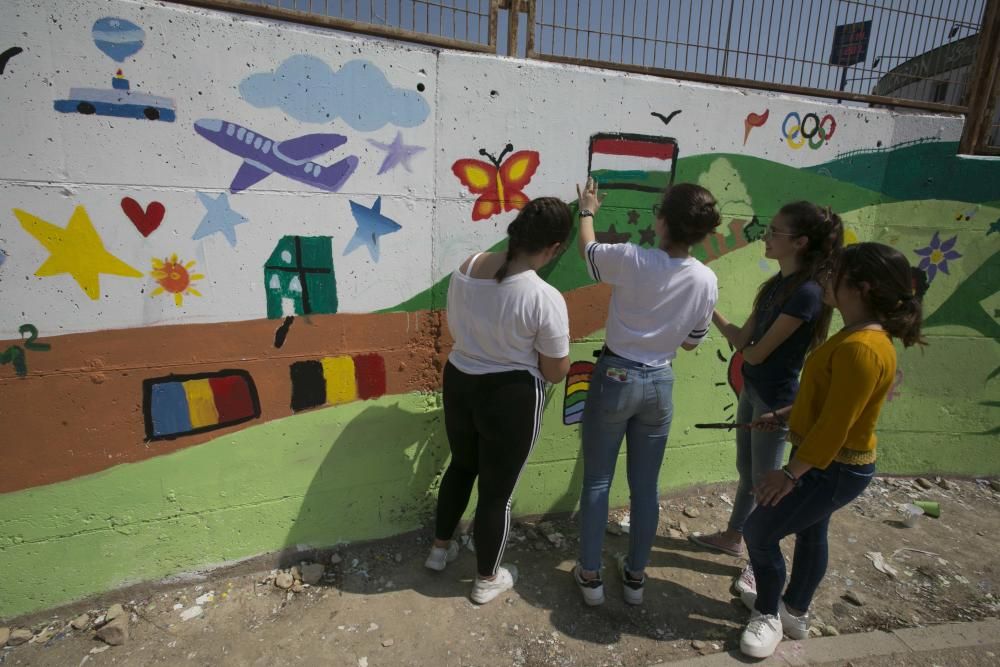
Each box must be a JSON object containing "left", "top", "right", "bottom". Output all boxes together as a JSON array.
[{"left": 0, "top": 0, "right": 964, "bottom": 337}]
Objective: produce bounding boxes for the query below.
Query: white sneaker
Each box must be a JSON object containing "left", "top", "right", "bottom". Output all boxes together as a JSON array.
[
  {"left": 733, "top": 563, "right": 756, "bottom": 596},
  {"left": 572, "top": 564, "right": 605, "bottom": 606},
  {"left": 615, "top": 554, "right": 645, "bottom": 606},
  {"left": 741, "top": 590, "right": 809, "bottom": 640},
  {"left": 779, "top": 601, "right": 810, "bottom": 640},
  {"left": 424, "top": 541, "right": 460, "bottom": 571},
  {"left": 740, "top": 611, "right": 783, "bottom": 658},
  {"left": 470, "top": 564, "right": 518, "bottom": 604}
]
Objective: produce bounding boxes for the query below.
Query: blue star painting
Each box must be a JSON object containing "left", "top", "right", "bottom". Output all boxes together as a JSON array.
[
  {"left": 192, "top": 192, "right": 248, "bottom": 247},
  {"left": 368, "top": 131, "right": 426, "bottom": 175},
  {"left": 344, "top": 197, "right": 401, "bottom": 262}
]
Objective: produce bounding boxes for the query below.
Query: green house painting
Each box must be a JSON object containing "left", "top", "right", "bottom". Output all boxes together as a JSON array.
[{"left": 264, "top": 235, "right": 338, "bottom": 319}]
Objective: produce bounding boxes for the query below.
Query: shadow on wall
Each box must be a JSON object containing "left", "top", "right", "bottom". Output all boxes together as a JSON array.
[{"left": 285, "top": 400, "right": 450, "bottom": 552}]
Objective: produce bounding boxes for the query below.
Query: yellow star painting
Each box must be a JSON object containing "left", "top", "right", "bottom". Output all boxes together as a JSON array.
[{"left": 13, "top": 206, "right": 142, "bottom": 300}]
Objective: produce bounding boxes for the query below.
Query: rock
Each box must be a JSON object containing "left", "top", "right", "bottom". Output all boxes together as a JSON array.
[
  {"left": 667, "top": 528, "right": 684, "bottom": 539},
  {"left": 990, "top": 479, "right": 1000, "bottom": 492},
  {"left": 606, "top": 523, "right": 623, "bottom": 536},
  {"left": 844, "top": 590, "right": 866, "bottom": 606},
  {"left": 368, "top": 622, "right": 379, "bottom": 632},
  {"left": 915, "top": 477, "right": 933, "bottom": 490},
  {"left": 7, "top": 628, "right": 32, "bottom": 646},
  {"left": 545, "top": 532, "right": 565, "bottom": 547},
  {"left": 291, "top": 582, "right": 305, "bottom": 593},
  {"left": 683, "top": 506, "right": 701, "bottom": 518},
  {"left": 691, "top": 640, "right": 707, "bottom": 650},
  {"left": 90, "top": 644, "right": 111, "bottom": 654},
  {"left": 301, "top": 563, "right": 325, "bottom": 586},
  {"left": 382, "top": 638, "right": 394, "bottom": 647},
  {"left": 678, "top": 521, "right": 689, "bottom": 534},
  {"left": 0, "top": 628, "right": 9, "bottom": 646},
  {"left": 195, "top": 592, "right": 215, "bottom": 605},
  {"left": 290, "top": 565, "right": 302, "bottom": 581},
  {"left": 105, "top": 603, "right": 125, "bottom": 623},
  {"left": 71, "top": 613, "right": 91, "bottom": 630},
  {"left": 822, "top": 624, "right": 840, "bottom": 637},
  {"left": 96, "top": 616, "right": 128, "bottom": 646},
  {"left": 808, "top": 626, "right": 823, "bottom": 638},
  {"left": 330, "top": 553, "right": 343, "bottom": 565},
  {"left": 275, "top": 572, "right": 294, "bottom": 589},
  {"left": 936, "top": 477, "right": 957, "bottom": 491},
  {"left": 394, "top": 553, "right": 403, "bottom": 563},
  {"left": 358, "top": 658, "right": 368, "bottom": 667},
  {"left": 179, "top": 605, "right": 203, "bottom": 621}
]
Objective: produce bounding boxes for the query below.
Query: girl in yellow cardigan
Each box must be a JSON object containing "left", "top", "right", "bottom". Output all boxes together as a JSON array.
[{"left": 738, "top": 242, "right": 925, "bottom": 659}]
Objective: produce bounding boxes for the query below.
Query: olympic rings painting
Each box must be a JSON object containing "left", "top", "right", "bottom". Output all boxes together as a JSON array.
[{"left": 781, "top": 112, "right": 837, "bottom": 150}]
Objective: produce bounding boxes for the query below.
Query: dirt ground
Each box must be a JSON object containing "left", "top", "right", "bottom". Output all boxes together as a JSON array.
[{"left": 3, "top": 476, "right": 1000, "bottom": 667}]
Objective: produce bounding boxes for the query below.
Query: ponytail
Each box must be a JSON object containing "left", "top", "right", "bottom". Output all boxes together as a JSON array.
[
  {"left": 883, "top": 293, "right": 925, "bottom": 348},
  {"left": 493, "top": 197, "right": 573, "bottom": 282},
  {"left": 494, "top": 239, "right": 518, "bottom": 283}
]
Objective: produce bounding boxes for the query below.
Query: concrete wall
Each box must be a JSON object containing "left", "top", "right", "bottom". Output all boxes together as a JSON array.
[{"left": 1, "top": 0, "right": 998, "bottom": 619}]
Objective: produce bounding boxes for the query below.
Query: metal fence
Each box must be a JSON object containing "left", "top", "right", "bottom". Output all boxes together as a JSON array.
[
  {"left": 527, "top": 0, "right": 988, "bottom": 114},
  {"left": 166, "top": 0, "right": 999, "bottom": 153},
  {"left": 169, "top": 0, "right": 499, "bottom": 52}
]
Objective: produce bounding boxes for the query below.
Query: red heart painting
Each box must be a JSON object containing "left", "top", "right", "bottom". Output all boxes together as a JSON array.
[{"left": 121, "top": 197, "right": 165, "bottom": 237}]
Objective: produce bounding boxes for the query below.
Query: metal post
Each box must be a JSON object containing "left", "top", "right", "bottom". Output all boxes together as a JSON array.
[
  {"left": 507, "top": 0, "right": 520, "bottom": 57},
  {"left": 721, "top": 0, "right": 736, "bottom": 77},
  {"left": 960, "top": 0, "right": 1000, "bottom": 153}
]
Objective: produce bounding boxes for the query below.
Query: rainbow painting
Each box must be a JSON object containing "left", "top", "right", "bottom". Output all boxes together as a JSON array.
[
  {"left": 143, "top": 369, "right": 261, "bottom": 441},
  {"left": 290, "top": 353, "right": 386, "bottom": 412},
  {"left": 563, "top": 361, "right": 595, "bottom": 425}
]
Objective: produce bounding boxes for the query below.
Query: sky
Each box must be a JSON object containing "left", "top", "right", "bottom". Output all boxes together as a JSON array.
[{"left": 243, "top": 0, "right": 986, "bottom": 96}]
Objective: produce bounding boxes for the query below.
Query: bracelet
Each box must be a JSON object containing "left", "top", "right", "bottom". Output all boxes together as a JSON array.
[{"left": 781, "top": 465, "right": 798, "bottom": 482}]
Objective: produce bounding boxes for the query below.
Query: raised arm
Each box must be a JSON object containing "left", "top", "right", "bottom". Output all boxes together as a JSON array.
[{"left": 576, "top": 177, "right": 602, "bottom": 259}]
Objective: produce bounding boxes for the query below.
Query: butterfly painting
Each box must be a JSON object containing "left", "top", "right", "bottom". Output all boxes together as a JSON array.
[{"left": 452, "top": 143, "right": 540, "bottom": 221}]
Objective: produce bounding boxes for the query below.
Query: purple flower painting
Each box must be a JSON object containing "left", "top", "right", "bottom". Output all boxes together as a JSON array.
[{"left": 914, "top": 232, "right": 961, "bottom": 283}]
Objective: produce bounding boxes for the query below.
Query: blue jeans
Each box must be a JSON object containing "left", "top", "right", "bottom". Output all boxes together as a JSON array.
[
  {"left": 578, "top": 351, "right": 674, "bottom": 573},
  {"left": 744, "top": 459, "right": 875, "bottom": 615},
  {"left": 728, "top": 383, "right": 789, "bottom": 533}
]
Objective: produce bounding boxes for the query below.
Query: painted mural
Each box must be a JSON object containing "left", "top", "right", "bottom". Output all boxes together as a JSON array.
[{"left": 0, "top": 0, "right": 998, "bottom": 621}]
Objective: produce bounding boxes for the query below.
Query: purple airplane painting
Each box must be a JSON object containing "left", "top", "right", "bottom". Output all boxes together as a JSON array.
[{"left": 194, "top": 119, "right": 359, "bottom": 193}]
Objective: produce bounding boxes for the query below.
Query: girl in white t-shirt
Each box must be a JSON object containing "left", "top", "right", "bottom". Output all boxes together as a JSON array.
[
  {"left": 426, "top": 197, "right": 573, "bottom": 604},
  {"left": 572, "top": 178, "right": 721, "bottom": 606}
]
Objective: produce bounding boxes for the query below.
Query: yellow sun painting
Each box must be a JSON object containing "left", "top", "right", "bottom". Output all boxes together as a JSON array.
[{"left": 150, "top": 254, "right": 204, "bottom": 306}]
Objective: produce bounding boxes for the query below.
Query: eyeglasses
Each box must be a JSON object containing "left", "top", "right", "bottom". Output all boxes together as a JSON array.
[{"left": 763, "top": 226, "right": 800, "bottom": 240}]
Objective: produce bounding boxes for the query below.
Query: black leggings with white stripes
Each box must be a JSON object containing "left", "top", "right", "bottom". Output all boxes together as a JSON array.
[{"left": 434, "top": 361, "right": 544, "bottom": 577}]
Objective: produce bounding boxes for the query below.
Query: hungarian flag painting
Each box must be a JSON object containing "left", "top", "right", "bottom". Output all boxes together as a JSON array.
[{"left": 587, "top": 133, "right": 679, "bottom": 192}]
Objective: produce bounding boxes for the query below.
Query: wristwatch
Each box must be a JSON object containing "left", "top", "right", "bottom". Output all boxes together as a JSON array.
[
  {"left": 579, "top": 209, "right": 595, "bottom": 219},
  {"left": 781, "top": 465, "right": 799, "bottom": 483}
]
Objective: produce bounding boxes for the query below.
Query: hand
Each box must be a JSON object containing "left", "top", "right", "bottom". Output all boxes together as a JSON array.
[
  {"left": 754, "top": 469, "right": 795, "bottom": 507},
  {"left": 576, "top": 177, "right": 603, "bottom": 215},
  {"left": 751, "top": 412, "right": 785, "bottom": 432}
]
